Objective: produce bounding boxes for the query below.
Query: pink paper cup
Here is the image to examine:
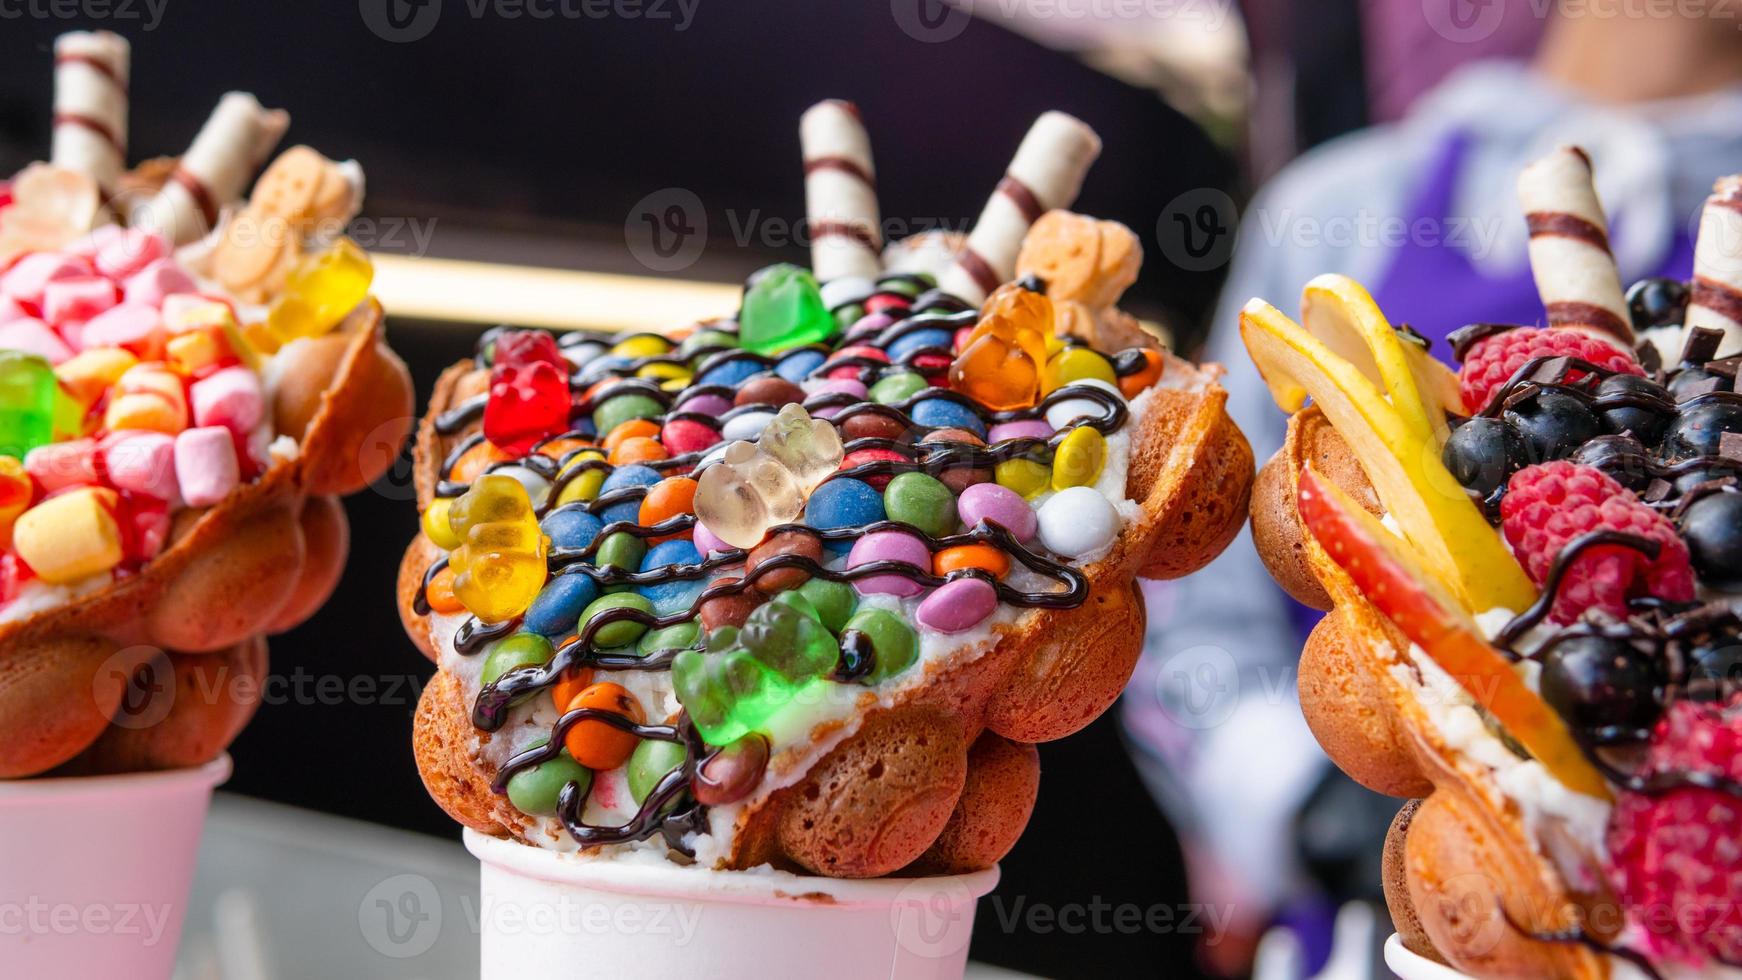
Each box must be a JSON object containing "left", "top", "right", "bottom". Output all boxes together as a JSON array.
[
  {"left": 0, "top": 755, "right": 229, "bottom": 979},
  {"left": 465, "top": 829, "right": 998, "bottom": 980}
]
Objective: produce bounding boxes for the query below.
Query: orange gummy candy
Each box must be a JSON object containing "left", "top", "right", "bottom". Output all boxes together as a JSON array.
[{"left": 949, "top": 285, "right": 1053, "bottom": 411}]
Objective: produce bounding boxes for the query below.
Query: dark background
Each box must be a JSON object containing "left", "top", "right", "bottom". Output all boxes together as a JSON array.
[{"left": 3, "top": 3, "right": 1246, "bottom": 976}]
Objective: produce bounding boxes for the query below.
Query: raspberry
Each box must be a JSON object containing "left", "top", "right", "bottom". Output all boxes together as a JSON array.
[
  {"left": 1499, "top": 462, "right": 1693, "bottom": 623},
  {"left": 1605, "top": 696, "right": 1742, "bottom": 967},
  {"left": 1458, "top": 327, "right": 1642, "bottom": 412}
]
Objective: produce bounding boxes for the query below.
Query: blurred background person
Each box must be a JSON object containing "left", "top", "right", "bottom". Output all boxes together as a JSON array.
[{"left": 1124, "top": 0, "right": 1742, "bottom": 974}]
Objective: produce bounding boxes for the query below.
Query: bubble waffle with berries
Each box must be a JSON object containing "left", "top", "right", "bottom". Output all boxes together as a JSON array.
[
  {"left": 1243, "top": 147, "right": 1742, "bottom": 978},
  {"left": 0, "top": 32, "right": 413, "bottom": 779},
  {"left": 398, "top": 104, "right": 1252, "bottom": 878}
]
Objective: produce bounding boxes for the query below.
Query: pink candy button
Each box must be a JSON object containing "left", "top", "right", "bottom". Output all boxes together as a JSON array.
[
  {"left": 916, "top": 576, "right": 998, "bottom": 633},
  {"left": 847, "top": 530, "right": 932, "bottom": 597}
]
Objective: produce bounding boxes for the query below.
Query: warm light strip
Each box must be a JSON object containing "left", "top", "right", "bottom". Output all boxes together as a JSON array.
[{"left": 370, "top": 254, "right": 741, "bottom": 334}]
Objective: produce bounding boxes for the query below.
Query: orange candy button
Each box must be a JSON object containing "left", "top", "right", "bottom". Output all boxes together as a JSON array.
[
  {"left": 426, "top": 566, "right": 467, "bottom": 614},
  {"left": 451, "top": 440, "right": 510, "bottom": 483},
  {"left": 934, "top": 542, "right": 1010, "bottom": 579},
  {"left": 610, "top": 435, "right": 669, "bottom": 466},
  {"left": 603, "top": 419, "right": 661, "bottom": 454},
  {"left": 550, "top": 663, "right": 597, "bottom": 714},
  {"left": 1118, "top": 349, "right": 1165, "bottom": 398},
  {"left": 639, "top": 476, "right": 698, "bottom": 541},
  {"left": 563, "top": 682, "right": 646, "bottom": 770}
]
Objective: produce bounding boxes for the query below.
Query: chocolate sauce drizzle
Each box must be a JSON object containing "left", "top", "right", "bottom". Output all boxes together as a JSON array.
[
  {"left": 1498, "top": 905, "right": 1667, "bottom": 980},
  {"left": 1495, "top": 530, "right": 1661, "bottom": 648},
  {"left": 418, "top": 275, "right": 1145, "bottom": 853}
]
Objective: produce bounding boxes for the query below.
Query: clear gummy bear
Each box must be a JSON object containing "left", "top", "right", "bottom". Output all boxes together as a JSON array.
[{"left": 695, "top": 404, "right": 843, "bottom": 550}]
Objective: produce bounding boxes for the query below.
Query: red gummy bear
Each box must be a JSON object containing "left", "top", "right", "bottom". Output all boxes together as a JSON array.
[{"left": 483, "top": 331, "right": 571, "bottom": 453}]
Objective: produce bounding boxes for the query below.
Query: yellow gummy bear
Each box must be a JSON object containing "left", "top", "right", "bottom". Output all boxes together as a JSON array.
[
  {"left": 266, "top": 237, "right": 374, "bottom": 343},
  {"left": 446, "top": 474, "right": 548, "bottom": 623}
]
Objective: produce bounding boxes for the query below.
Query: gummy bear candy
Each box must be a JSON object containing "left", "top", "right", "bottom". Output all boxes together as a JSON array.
[
  {"left": 266, "top": 237, "right": 374, "bottom": 342},
  {"left": 948, "top": 284, "right": 1052, "bottom": 411},
  {"left": 483, "top": 331, "right": 571, "bottom": 453},
  {"left": 757, "top": 403, "right": 844, "bottom": 493},
  {"left": 0, "top": 351, "right": 57, "bottom": 458},
  {"left": 737, "top": 600, "right": 838, "bottom": 683},
  {"left": 737, "top": 264, "right": 836, "bottom": 356},
  {"left": 695, "top": 441, "right": 802, "bottom": 550},
  {"left": 447, "top": 474, "right": 549, "bottom": 623}
]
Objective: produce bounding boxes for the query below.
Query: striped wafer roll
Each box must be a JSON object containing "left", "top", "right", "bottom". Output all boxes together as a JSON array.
[
  {"left": 130, "top": 93, "right": 289, "bottom": 245},
  {"left": 1684, "top": 176, "right": 1742, "bottom": 358},
  {"left": 801, "top": 99, "right": 881, "bottom": 282},
  {"left": 940, "top": 112, "right": 1101, "bottom": 304},
  {"left": 50, "top": 31, "right": 130, "bottom": 193},
  {"left": 1516, "top": 146, "right": 1633, "bottom": 350}
]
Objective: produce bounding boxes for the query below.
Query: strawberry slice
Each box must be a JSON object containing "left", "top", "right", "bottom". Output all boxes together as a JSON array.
[{"left": 1298, "top": 466, "right": 1611, "bottom": 801}]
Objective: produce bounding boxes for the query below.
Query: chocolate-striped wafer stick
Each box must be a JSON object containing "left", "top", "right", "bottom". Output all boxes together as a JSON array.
[
  {"left": 801, "top": 99, "right": 881, "bottom": 282},
  {"left": 130, "top": 92, "right": 289, "bottom": 245},
  {"left": 50, "top": 31, "right": 129, "bottom": 193},
  {"left": 940, "top": 112, "right": 1101, "bottom": 304},
  {"left": 1516, "top": 146, "right": 1633, "bottom": 349},
  {"left": 1684, "top": 176, "right": 1742, "bottom": 358}
]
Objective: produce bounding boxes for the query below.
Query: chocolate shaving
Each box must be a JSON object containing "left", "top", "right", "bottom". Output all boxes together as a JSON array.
[
  {"left": 1635, "top": 339, "right": 1663, "bottom": 377},
  {"left": 1447, "top": 322, "right": 1522, "bottom": 361},
  {"left": 1707, "top": 355, "right": 1742, "bottom": 380},
  {"left": 1644, "top": 479, "right": 1673, "bottom": 503},
  {"left": 1722, "top": 432, "right": 1742, "bottom": 462},
  {"left": 1680, "top": 326, "right": 1725, "bottom": 366},
  {"left": 1678, "top": 375, "right": 1723, "bottom": 400}
]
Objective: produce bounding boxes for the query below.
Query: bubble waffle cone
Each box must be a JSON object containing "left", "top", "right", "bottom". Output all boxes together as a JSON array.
[
  {"left": 0, "top": 33, "right": 413, "bottom": 779},
  {"left": 1240, "top": 148, "right": 1742, "bottom": 979},
  {"left": 396, "top": 104, "right": 1250, "bottom": 881}
]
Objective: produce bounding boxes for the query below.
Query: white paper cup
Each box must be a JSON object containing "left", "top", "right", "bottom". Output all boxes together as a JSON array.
[
  {"left": 1385, "top": 933, "right": 1474, "bottom": 979},
  {"left": 465, "top": 829, "right": 998, "bottom": 980},
  {"left": 0, "top": 755, "right": 229, "bottom": 980}
]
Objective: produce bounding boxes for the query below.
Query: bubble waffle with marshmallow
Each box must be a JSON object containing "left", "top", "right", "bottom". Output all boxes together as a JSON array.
[
  {"left": 1242, "top": 147, "right": 1742, "bottom": 977},
  {"left": 398, "top": 104, "right": 1252, "bottom": 877},
  {"left": 0, "top": 32, "right": 413, "bottom": 779}
]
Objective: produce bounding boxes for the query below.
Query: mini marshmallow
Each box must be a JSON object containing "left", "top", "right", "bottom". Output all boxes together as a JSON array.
[
  {"left": 1, "top": 252, "right": 94, "bottom": 305},
  {"left": 0, "top": 318, "right": 74, "bottom": 364},
  {"left": 166, "top": 329, "right": 225, "bottom": 375},
  {"left": 190, "top": 365, "right": 264, "bottom": 434},
  {"left": 94, "top": 227, "right": 168, "bottom": 280},
  {"left": 12, "top": 486, "right": 124, "bottom": 584},
  {"left": 55, "top": 346, "right": 138, "bottom": 410},
  {"left": 62, "top": 223, "right": 128, "bottom": 261},
  {"left": 25, "top": 438, "right": 100, "bottom": 493},
  {"left": 174, "top": 426, "right": 240, "bottom": 507},
  {"left": 122, "top": 259, "right": 198, "bottom": 310},
  {"left": 162, "top": 293, "right": 237, "bottom": 333},
  {"left": 105, "top": 363, "right": 187, "bottom": 434},
  {"left": 81, "top": 302, "right": 166, "bottom": 359},
  {"left": 100, "top": 430, "right": 179, "bottom": 501},
  {"left": 42, "top": 275, "right": 119, "bottom": 326},
  {"left": 0, "top": 296, "right": 28, "bottom": 324}
]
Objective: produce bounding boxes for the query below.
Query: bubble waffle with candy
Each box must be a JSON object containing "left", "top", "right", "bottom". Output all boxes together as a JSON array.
[
  {"left": 1242, "top": 147, "right": 1742, "bottom": 977},
  {"left": 398, "top": 103, "right": 1253, "bottom": 877},
  {"left": 0, "top": 32, "right": 413, "bottom": 779}
]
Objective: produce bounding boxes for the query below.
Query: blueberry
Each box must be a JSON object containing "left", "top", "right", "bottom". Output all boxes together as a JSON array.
[
  {"left": 1686, "top": 643, "right": 1742, "bottom": 701},
  {"left": 1539, "top": 634, "right": 1661, "bottom": 739},
  {"left": 541, "top": 506, "right": 604, "bottom": 551},
  {"left": 524, "top": 574, "right": 600, "bottom": 637},
  {"left": 1442, "top": 417, "right": 1524, "bottom": 499},
  {"left": 1670, "top": 461, "right": 1740, "bottom": 496},
  {"left": 1571, "top": 435, "right": 1653, "bottom": 492},
  {"left": 1624, "top": 277, "right": 1689, "bottom": 331},
  {"left": 1594, "top": 374, "right": 1673, "bottom": 445},
  {"left": 1679, "top": 491, "right": 1742, "bottom": 584},
  {"left": 1504, "top": 389, "right": 1599, "bottom": 464},
  {"left": 1668, "top": 366, "right": 1731, "bottom": 401},
  {"left": 1659, "top": 400, "right": 1742, "bottom": 460}
]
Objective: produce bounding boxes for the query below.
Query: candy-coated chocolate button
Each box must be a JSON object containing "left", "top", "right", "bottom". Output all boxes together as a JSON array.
[
  {"left": 794, "top": 577, "right": 857, "bottom": 632},
  {"left": 841, "top": 608, "right": 918, "bottom": 682},
  {"left": 994, "top": 456, "right": 1051, "bottom": 500},
  {"left": 562, "top": 682, "right": 646, "bottom": 770},
  {"left": 505, "top": 739, "right": 592, "bottom": 816},
  {"left": 525, "top": 574, "right": 600, "bottom": 637},
  {"left": 578, "top": 592, "right": 655, "bottom": 647},
  {"left": 882, "top": 471, "right": 957, "bottom": 537},
  {"left": 627, "top": 737, "right": 687, "bottom": 805},
  {"left": 592, "top": 392, "right": 663, "bottom": 436},
  {"left": 916, "top": 576, "right": 998, "bottom": 633},
  {"left": 1044, "top": 378, "right": 1123, "bottom": 430},
  {"left": 935, "top": 542, "right": 1010, "bottom": 579},
  {"left": 847, "top": 530, "right": 931, "bottom": 597},
  {"left": 1051, "top": 426, "right": 1106, "bottom": 490},
  {"left": 693, "top": 733, "right": 770, "bottom": 805},
  {"left": 956, "top": 483, "right": 1038, "bottom": 542},
  {"left": 869, "top": 372, "right": 927, "bottom": 405},
  {"left": 1041, "top": 347, "right": 1116, "bottom": 393},
  {"left": 1037, "top": 486, "right": 1122, "bottom": 559}
]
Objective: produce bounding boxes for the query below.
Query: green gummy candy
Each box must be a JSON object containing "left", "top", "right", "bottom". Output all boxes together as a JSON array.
[
  {"left": 0, "top": 352, "right": 57, "bottom": 459},
  {"left": 738, "top": 264, "right": 835, "bottom": 356}
]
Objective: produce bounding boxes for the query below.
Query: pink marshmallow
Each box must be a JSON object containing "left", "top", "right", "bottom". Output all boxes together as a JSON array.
[
  {"left": 94, "top": 228, "right": 168, "bottom": 280},
  {"left": 81, "top": 303, "right": 165, "bottom": 357},
  {"left": 1, "top": 252, "right": 94, "bottom": 306},
  {"left": 173, "top": 427, "right": 240, "bottom": 507},
  {"left": 63, "top": 224, "right": 128, "bottom": 261},
  {"left": 122, "top": 259, "right": 198, "bottom": 310},
  {"left": 0, "top": 318, "right": 73, "bottom": 364},
  {"left": 190, "top": 365, "right": 265, "bottom": 434},
  {"left": 42, "top": 276, "right": 120, "bottom": 326},
  {"left": 25, "top": 438, "right": 99, "bottom": 493},
  {"left": 100, "top": 431, "right": 180, "bottom": 501},
  {"left": 0, "top": 296, "right": 27, "bottom": 324}
]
